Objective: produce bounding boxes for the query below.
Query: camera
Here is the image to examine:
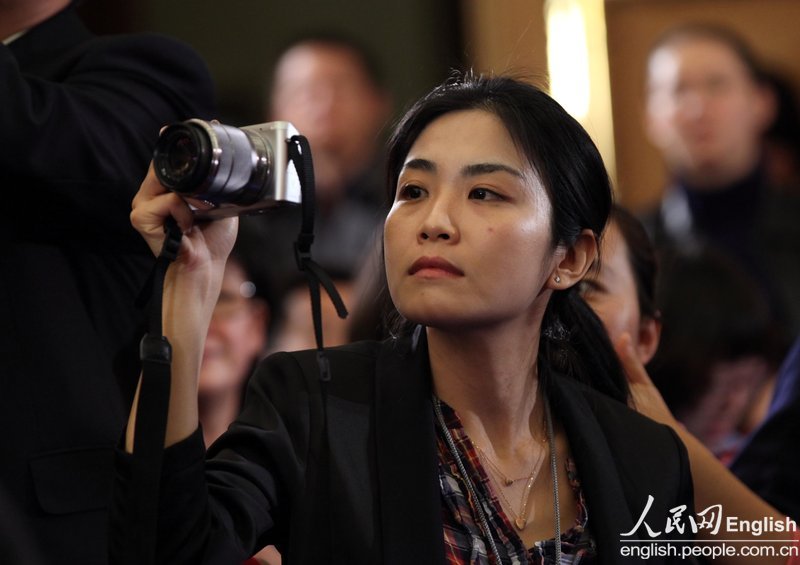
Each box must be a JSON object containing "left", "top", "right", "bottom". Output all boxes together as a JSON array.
[{"left": 153, "top": 119, "right": 303, "bottom": 219}]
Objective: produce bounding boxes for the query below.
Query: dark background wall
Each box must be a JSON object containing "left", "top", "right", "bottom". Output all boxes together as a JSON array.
[{"left": 78, "top": 0, "right": 463, "bottom": 127}]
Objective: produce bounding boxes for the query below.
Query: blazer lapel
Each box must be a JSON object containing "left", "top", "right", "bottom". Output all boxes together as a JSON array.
[
  {"left": 548, "top": 376, "right": 634, "bottom": 564},
  {"left": 374, "top": 331, "right": 445, "bottom": 564}
]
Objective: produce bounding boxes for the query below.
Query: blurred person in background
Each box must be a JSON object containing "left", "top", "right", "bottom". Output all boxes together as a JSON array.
[
  {"left": 583, "top": 205, "right": 780, "bottom": 462},
  {"left": 648, "top": 245, "right": 782, "bottom": 462},
  {"left": 239, "top": 33, "right": 392, "bottom": 344},
  {"left": 584, "top": 206, "right": 800, "bottom": 563},
  {"left": 268, "top": 33, "right": 392, "bottom": 213},
  {"left": 199, "top": 245, "right": 271, "bottom": 449},
  {"left": 642, "top": 22, "right": 800, "bottom": 341},
  {"left": 198, "top": 244, "right": 279, "bottom": 565},
  {"left": 579, "top": 205, "right": 661, "bottom": 368},
  {"left": 0, "top": 0, "right": 215, "bottom": 562},
  {"left": 730, "top": 333, "right": 800, "bottom": 520}
]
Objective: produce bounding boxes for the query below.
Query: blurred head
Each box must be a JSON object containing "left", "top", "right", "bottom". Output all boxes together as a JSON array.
[
  {"left": 269, "top": 35, "right": 391, "bottom": 199},
  {"left": 644, "top": 24, "right": 775, "bottom": 189},
  {"left": 199, "top": 253, "right": 269, "bottom": 399},
  {"left": 684, "top": 356, "right": 771, "bottom": 453},
  {"left": 382, "top": 73, "right": 628, "bottom": 401},
  {"left": 648, "top": 245, "right": 779, "bottom": 450},
  {"left": 581, "top": 205, "right": 661, "bottom": 364}
]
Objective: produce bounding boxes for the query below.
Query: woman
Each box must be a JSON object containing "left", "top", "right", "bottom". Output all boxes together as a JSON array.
[
  {"left": 199, "top": 248, "right": 270, "bottom": 448},
  {"left": 114, "top": 75, "right": 693, "bottom": 564},
  {"left": 582, "top": 207, "right": 774, "bottom": 457},
  {"left": 579, "top": 205, "right": 661, "bottom": 366},
  {"left": 583, "top": 205, "right": 796, "bottom": 564}
]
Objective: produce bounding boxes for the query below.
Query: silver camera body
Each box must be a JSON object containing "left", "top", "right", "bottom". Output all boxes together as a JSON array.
[{"left": 153, "top": 119, "right": 302, "bottom": 219}]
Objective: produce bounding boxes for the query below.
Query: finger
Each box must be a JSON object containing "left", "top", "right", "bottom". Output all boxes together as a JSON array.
[
  {"left": 132, "top": 163, "right": 169, "bottom": 209},
  {"left": 131, "top": 192, "right": 194, "bottom": 255},
  {"left": 132, "top": 191, "right": 193, "bottom": 231}
]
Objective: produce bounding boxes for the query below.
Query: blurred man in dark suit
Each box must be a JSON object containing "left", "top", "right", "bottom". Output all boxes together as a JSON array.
[{"left": 0, "top": 1, "right": 215, "bottom": 562}]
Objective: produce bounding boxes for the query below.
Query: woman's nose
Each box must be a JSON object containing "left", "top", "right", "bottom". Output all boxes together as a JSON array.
[
  {"left": 420, "top": 230, "right": 451, "bottom": 241},
  {"left": 418, "top": 198, "right": 458, "bottom": 243}
]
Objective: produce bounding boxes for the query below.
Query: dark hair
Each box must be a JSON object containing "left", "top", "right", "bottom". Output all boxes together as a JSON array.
[
  {"left": 609, "top": 205, "right": 659, "bottom": 321},
  {"left": 272, "top": 32, "right": 386, "bottom": 90},
  {"left": 648, "top": 244, "right": 780, "bottom": 416},
  {"left": 648, "top": 23, "right": 767, "bottom": 83},
  {"left": 763, "top": 68, "right": 800, "bottom": 169},
  {"left": 384, "top": 72, "right": 629, "bottom": 403}
]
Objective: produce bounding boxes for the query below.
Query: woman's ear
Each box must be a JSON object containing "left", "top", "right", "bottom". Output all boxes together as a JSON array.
[
  {"left": 636, "top": 315, "right": 662, "bottom": 365},
  {"left": 547, "top": 229, "right": 598, "bottom": 290}
]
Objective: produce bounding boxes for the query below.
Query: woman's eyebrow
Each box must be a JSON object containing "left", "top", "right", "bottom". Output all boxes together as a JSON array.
[
  {"left": 401, "top": 158, "right": 436, "bottom": 172},
  {"left": 462, "top": 162, "right": 523, "bottom": 178},
  {"left": 400, "top": 159, "right": 523, "bottom": 179}
]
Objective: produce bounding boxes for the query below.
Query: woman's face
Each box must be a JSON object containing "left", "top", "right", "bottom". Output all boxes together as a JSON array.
[
  {"left": 581, "top": 221, "right": 659, "bottom": 363},
  {"left": 200, "top": 261, "right": 268, "bottom": 397},
  {"left": 682, "top": 355, "right": 770, "bottom": 452},
  {"left": 384, "top": 109, "right": 558, "bottom": 331}
]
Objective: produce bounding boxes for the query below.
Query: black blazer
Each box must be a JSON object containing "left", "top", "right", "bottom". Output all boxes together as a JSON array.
[
  {"left": 0, "top": 6, "right": 215, "bottom": 564},
  {"left": 113, "top": 334, "right": 693, "bottom": 564}
]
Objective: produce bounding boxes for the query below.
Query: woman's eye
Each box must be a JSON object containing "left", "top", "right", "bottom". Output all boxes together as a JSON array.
[
  {"left": 399, "top": 184, "right": 425, "bottom": 200},
  {"left": 469, "top": 187, "right": 501, "bottom": 201}
]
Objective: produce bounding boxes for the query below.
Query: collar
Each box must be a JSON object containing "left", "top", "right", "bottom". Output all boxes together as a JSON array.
[
  {"left": 547, "top": 376, "right": 634, "bottom": 564},
  {"left": 373, "top": 330, "right": 637, "bottom": 564},
  {"left": 7, "top": 4, "right": 91, "bottom": 67},
  {"left": 675, "top": 164, "right": 765, "bottom": 231},
  {"left": 2, "top": 30, "right": 27, "bottom": 45}
]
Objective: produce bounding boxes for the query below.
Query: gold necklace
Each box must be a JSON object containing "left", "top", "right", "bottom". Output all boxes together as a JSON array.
[
  {"left": 476, "top": 443, "right": 537, "bottom": 486},
  {"left": 433, "top": 396, "right": 562, "bottom": 561},
  {"left": 477, "top": 441, "right": 547, "bottom": 530},
  {"left": 473, "top": 412, "right": 547, "bottom": 487}
]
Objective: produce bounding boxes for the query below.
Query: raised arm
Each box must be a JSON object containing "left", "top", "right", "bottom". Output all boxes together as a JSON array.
[
  {"left": 125, "top": 167, "right": 238, "bottom": 451},
  {"left": 616, "top": 333, "right": 795, "bottom": 565}
]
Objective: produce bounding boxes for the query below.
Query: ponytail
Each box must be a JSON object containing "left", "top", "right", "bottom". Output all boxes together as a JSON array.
[{"left": 539, "top": 286, "right": 629, "bottom": 404}]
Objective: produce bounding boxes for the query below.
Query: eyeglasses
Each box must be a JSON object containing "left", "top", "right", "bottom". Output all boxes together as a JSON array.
[{"left": 211, "top": 282, "right": 258, "bottom": 321}]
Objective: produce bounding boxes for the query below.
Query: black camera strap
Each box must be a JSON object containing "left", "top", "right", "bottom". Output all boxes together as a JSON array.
[
  {"left": 129, "top": 216, "right": 182, "bottom": 565},
  {"left": 288, "top": 134, "right": 349, "bottom": 381},
  {"left": 288, "top": 134, "right": 347, "bottom": 558}
]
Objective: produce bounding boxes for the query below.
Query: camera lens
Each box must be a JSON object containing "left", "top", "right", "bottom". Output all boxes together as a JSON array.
[
  {"left": 168, "top": 137, "right": 198, "bottom": 176},
  {"left": 153, "top": 123, "right": 212, "bottom": 193}
]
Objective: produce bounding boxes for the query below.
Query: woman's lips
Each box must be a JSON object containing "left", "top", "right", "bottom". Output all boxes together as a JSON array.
[{"left": 409, "top": 256, "right": 464, "bottom": 278}]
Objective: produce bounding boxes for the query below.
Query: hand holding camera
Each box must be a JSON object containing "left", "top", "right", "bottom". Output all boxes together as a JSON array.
[{"left": 131, "top": 162, "right": 237, "bottom": 276}]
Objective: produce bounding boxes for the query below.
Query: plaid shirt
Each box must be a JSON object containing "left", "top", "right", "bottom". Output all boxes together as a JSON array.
[{"left": 437, "top": 400, "right": 596, "bottom": 564}]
